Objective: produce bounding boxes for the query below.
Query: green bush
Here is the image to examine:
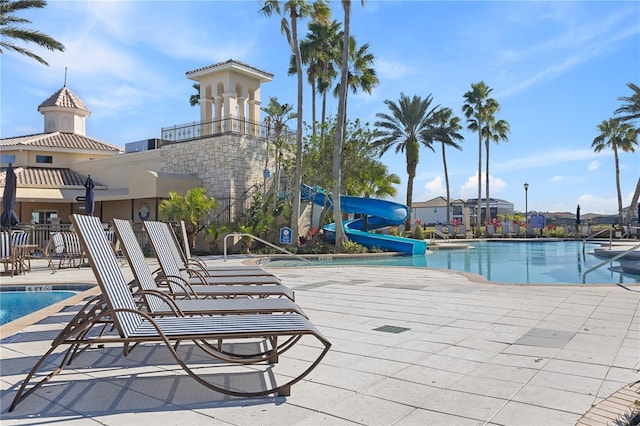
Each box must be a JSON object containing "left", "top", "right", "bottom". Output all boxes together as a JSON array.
[{"left": 412, "top": 225, "right": 425, "bottom": 240}]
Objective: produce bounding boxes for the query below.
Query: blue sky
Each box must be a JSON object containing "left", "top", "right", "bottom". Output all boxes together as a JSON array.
[{"left": 1, "top": 0, "right": 639, "bottom": 216}]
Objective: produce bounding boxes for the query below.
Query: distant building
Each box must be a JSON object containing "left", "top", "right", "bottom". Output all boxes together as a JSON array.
[{"left": 412, "top": 197, "right": 514, "bottom": 226}]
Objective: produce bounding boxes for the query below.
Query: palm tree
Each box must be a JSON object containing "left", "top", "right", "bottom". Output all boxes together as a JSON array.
[
  {"left": 462, "top": 81, "right": 495, "bottom": 235},
  {"left": 357, "top": 161, "right": 400, "bottom": 199},
  {"left": 0, "top": 0, "right": 64, "bottom": 66},
  {"left": 159, "top": 187, "right": 218, "bottom": 250},
  {"left": 626, "top": 176, "right": 640, "bottom": 226},
  {"left": 189, "top": 83, "right": 200, "bottom": 107},
  {"left": 260, "top": 97, "right": 297, "bottom": 212},
  {"left": 482, "top": 112, "right": 510, "bottom": 223},
  {"left": 433, "top": 108, "right": 464, "bottom": 224},
  {"left": 615, "top": 82, "right": 640, "bottom": 123},
  {"left": 290, "top": 19, "right": 340, "bottom": 137},
  {"left": 333, "top": 36, "right": 378, "bottom": 120},
  {"left": 373, "top": 93, "right": 441, "bottom": 230},
  {"left": 591, "top": 118, "right": 639, "bottom": 226},
  {"left": 260, "top": 0, "right": 330, "bottom": 245}
]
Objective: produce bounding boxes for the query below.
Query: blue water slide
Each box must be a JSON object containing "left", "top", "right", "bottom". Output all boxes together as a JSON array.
[{"left": 301, "top": 184, "right": 426, "bottom": 255}]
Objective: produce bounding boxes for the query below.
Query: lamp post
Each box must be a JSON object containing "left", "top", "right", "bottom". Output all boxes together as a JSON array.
[{"left": 524, "top": 182, "right": 529, "bottom": 224}]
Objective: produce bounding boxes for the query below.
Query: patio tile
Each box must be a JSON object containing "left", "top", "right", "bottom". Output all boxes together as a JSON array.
[
  {"left": 395, "top": 408, "right": 485, "bottom": 425},
  {"left": 419, "top": 388, "right": 507, "bottom": 422},
  {"left": 511, "top": 384, "right": 596, "bottom": 414},
  {"left": 489, "top": 400, "right": 582, "bottom": 425},
  {"left": 391, "top": 365, "right": 465, "bottom": 389},
  {"left": 360, "top": 376, "right": 440, "bottom": 407},
  {"left": 319, "top": 393, "right": 414, "bottom": 425}
]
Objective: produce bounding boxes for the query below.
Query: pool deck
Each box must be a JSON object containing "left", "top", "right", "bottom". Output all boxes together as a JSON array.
[{"left": 1, "top": 257, "right": 639, "bottom": 425}]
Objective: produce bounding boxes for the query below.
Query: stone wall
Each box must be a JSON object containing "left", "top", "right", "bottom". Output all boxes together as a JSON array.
[{"left": 160, "top": 134, "right": 276, "bottom": 215}]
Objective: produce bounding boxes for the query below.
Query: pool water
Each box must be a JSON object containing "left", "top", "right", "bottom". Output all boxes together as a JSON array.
[
  {"left": 267, "top": 241, "right": 640, "bottom": 285},
  {"left": 0, "top": 291, "right": 76, "bottom": 326}
]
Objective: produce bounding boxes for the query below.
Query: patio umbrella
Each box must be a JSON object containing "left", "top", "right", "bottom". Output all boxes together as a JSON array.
[
  {"left": 576, "top": 204, "right": 581, "bottom": 225},
  {"left": 1, "top": 163, "right": 20, "bottom": 229},
  {"left": 84, "top": 175, "right": 95, "bottom": 216}
]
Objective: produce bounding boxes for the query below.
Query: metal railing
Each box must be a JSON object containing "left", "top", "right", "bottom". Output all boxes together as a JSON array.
[
  {"left": 161, "top": 117, "right": 295, "bottom": 144},
  {"left": 429, "top": 229, "right": 449, "bottom": 241},
  {"left": 582, "top": 228, "right": 613, "bottom": 254},
  {"left": 223, "top": 233, "right": 310, "bottom": 264},
  {"left": 582, "top": 242, "right": 640, "bottom": 283}
]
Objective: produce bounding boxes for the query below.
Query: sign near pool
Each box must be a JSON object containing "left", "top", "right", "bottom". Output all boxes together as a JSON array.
[
  {"left": 26, "top": 285, "right": 52, "bottom": 292},
  {"left": 279, "top": 227, "right": 292, "bottom": 245},
  {"left": 531, "top": 214, "right": 546, "bottom": 229}
]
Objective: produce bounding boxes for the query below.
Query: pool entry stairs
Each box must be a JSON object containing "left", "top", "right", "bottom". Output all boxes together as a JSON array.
[{"left": 301, "top": 184, "right": 427, "bottom": 255}]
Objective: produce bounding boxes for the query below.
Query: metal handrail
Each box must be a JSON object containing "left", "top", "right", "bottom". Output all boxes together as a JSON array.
[
  {"left": 430, "top": 229, "right": 449, "bottom": 241},
  {"left": 223, "top": 233, "right": 311, "bottom": 263},
  {"left": 582, "top": 242, "right": 640, "bottom": 283},
  {"left": 582, "top": 228, "right": 613, "bottom": 254}
]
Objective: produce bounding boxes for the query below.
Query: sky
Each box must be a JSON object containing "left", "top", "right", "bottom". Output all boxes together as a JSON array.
[{"left": 1, "top": 0, "right": 639, "bottom": 216}]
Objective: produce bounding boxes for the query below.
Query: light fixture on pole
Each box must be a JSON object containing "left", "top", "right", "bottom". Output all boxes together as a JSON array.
[{"left": 524, "top": 182, "right": 529, "bottom": 223}]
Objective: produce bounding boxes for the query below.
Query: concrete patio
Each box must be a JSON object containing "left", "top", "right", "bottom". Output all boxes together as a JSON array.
[{"left": 1, "top": 257, "right": 639, "bottom": 425}]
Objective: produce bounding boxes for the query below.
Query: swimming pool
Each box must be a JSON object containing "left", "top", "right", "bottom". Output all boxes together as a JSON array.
[
  {"left": 0, "top": 291, "right": 76, "bottom": 326},
  {"left": 266, "top": 241, "right": 640, "bottom": 285}
]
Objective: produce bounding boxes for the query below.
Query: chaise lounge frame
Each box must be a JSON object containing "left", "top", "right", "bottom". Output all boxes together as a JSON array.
[{"left": 8, "top": 214, "right": 331, "bottom": 412}]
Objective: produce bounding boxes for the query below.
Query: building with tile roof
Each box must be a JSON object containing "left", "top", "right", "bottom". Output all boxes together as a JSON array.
[{"left": 1, "top": 61, "right": 278, "bottom": 244}]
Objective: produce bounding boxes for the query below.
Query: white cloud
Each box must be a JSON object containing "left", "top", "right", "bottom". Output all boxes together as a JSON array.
[
  {"left": 494, "top": 149, "right": 609, "bottom": 172},
  {"left": 577, "top": 194, "right": 618, "bottom": 215},
  {"left": 459, "top": 173, "right": 506, "bottom": 199},
  {"left": 587, "top": 160, "right": 599, "bottom": 171},
  {"left": 415, "top": 176, "right": 445, "bottom": 201},
  {"left": 550, "top": 176, "right": 564, "bottom": 182}
]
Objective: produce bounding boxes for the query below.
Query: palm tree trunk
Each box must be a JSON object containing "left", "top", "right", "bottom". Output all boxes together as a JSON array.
[
  {"left": 625, "top": 176, "right": 640, "bottom": 226},
  {"left": 442, "top": 142, "right": 451, "bottom": 224},
  {"left": 311, "top": 79, "right": 317, "bottom": 137},
  {"left": 332, "top": 0, "right": 351, "bottom": 247},
  {"left": 477, "top": 126, "right": 482, "bottom": 236},
  {"left": 614, "top": 143, "right": 623, "bottom": 226},
  {"left": 291, "top": 13, "right": 303, "bottom": 245},
  {"left": 485, "top": 137, "right": 491, "bottom": 223}
]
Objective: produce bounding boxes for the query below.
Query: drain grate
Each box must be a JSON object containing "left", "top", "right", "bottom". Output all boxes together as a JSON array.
[{"left": 373, "top": 325, "right": 411, "bottom": 334}]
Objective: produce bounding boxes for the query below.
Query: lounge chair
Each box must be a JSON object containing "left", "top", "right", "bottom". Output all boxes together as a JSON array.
[
  {"left": 178, "top": 220, "right": 270, "bottom": 276},
  {"left": 456, "top": 224, "right": 466, "bottom": 238},
  {"left": 512, "top": 224, "right": 521, "bottom": 237},
  {"left": 112, "top": 218, "right": 304, "bottom": 316},
  {"left": 525, "top": 224, "right": 536, "bottom": 238},
  {"left": 485, "top": 224, "right": 496, "bottom": 238},
  {"left": 147, "top": 220, "right": 283, "bottom": 284},
  {"left": 0, "top": 231, "right": 12, "bottom": 275},
  {"left": 143, "top": 220, "right": 295, "bottom": 301},
  {"left": 501, "top": 222, "right": 512, "bottom": 238},
  {"left": 8, "top": 214, "right": 331, "bottom": 411}
]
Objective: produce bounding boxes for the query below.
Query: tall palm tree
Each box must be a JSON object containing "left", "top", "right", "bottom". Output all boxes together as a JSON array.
[
  {"left": 615, "top": 82, "right": 640, "bottom": 123},
  {"left": 373, "top": 93, "right": 441, "bottom": 230},
  {"left": 462, "top": 81, "right": 495, "bottom": 235},
  {"left": 290, "top": 19, "right": 340, "bottom": 137},
  {"left": 482, "top": 112, "right": 510, "bottom": 223},
  {"left": 260, "top": 0, "right": 330, "bottom": 245},
  {"left": 433, "top": 108, "right": 464, "bottom": 224},
  {"left": 626, "top": 176, "right": 640, "bottom": 226},
  {"left": 331, "top": 0, "right": 354, "bottom": 247},
  {"left": 332, "top": 36, "right": 378, "bottom": 120},
  {"left": 592, "top": 118, "right": 639, "bottom": 226},
  {"left": 0, "top": 0, "right": 64, "bottom": 66},
  {"left": 260, "top": 97, "right": 297, "bottom": 212}
]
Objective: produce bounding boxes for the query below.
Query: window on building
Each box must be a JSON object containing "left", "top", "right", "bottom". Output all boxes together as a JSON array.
[
  {"left": 36, "top": 155, "right": 53, "bottom": 164},
  {"left": 32, "top": 211, "right": 57, "bottom": 225},
  {"left": 1, "top": 154, "right": 16, "bottom": 164}
]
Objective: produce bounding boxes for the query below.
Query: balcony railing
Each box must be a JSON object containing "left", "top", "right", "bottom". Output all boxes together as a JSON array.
[{"left": 161, "top": 117, "right": 295, "bottom": 143}]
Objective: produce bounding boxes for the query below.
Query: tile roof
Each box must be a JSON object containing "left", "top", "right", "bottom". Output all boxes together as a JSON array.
[
  {"left": 38, "top": 86, "right": 90, "bottom": 112},
  {"left": 186, "top": 59, "right": 274, "bottom": 79},
  {"left": 0, "top": 132, "right": 122, "bottom": 153},
  {"left": 0, "top": 166, "right": 105, "bottom": 188}
]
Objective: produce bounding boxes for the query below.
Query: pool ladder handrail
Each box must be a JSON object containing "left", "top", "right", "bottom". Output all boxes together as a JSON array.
[
  {"left": 582, "top": 241, "right": 640, "bottom": 283},
  {"left": 582, "top": 228, "right": 613, "bottom": 254},
  {"left": 430, "top": 229, "right": 449, "bottom": 241},
  {"left": 223, "top": 233, "right": 311, "bottom": 264}
]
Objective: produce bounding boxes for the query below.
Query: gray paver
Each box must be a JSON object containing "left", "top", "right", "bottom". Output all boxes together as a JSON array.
[{"left": 0, "top": 258, "right": 638, "bottom": 425}]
